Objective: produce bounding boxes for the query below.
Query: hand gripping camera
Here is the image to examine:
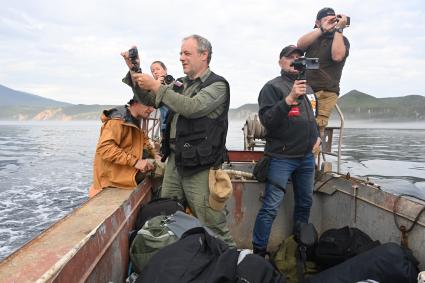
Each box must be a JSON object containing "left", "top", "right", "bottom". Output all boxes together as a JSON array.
[
  {"left": 163, "top": 75, "right": 175, "bottom": 85},
  {"left": 287, "top": 57, "right": 319, "bottom": 118},
  {"left": 128, "top": 47, "right": 142, "bottom": 73},
  {"left": 290, "top": 57, "right": 320, "bottom": 80}
]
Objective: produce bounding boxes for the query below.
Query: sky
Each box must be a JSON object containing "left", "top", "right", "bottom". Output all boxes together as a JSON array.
[{"left": 0, "top": 0, "right": 424, "bottom": 108}]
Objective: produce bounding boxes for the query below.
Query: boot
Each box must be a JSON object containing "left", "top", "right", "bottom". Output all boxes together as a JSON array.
[{"left": 253, "top": 245, "right": 267, "bottom": 258}]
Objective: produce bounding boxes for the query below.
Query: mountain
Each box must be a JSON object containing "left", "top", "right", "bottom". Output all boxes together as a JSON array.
[
  {"left": 228, "top": 103, "right": 258, "bottom": 120},
  {"left": 0, "top": 84, "right": 423, "bottom": 121},
  {"left": 335, "top": 90, "right": 425, "bottom": 121},
  {"left": 0, "top": 84, "right": 71, "bottom": 107}
]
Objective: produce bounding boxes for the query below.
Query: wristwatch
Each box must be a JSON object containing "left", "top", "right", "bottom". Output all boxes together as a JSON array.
[{"left": 335, "top": 27, "right": 344, "bottom": 33}]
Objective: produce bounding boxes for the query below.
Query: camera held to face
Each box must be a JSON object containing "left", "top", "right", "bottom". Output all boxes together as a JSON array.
[
  {"left": 163, "top": 75, "right": 175, "bottom": 85},
  {"left": 128, "top": 47, "right": 142, "bottom": 73},
  {"left": 336, "top": 14, "right": 350, "bottom": 27},
  {"left": 290, "top": 57, "right": 320, "bottom": 80}
]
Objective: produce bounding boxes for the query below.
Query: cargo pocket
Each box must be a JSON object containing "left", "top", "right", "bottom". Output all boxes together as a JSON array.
[{"left": 181, "top": 146, "right": 198, "bottom": 167}]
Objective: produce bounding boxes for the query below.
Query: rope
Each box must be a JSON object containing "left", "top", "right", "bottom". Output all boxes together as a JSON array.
[
  {"left": 222, "top": 169, "right": 254, "bottom": 179},
  {"left": 245, "top": 115, "right": 266, "bottom": 140},
  {"left": 393, "top": 194, "right": 425, "bottom": 234}
]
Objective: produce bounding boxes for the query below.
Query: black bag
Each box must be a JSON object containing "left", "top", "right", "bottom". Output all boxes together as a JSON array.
[
  {"left": 253, "top": 156, "right": 286, "bottom": 193},
  {"left": 237, "top": 253, "right": 286, "bottom": 283},
  {"left": 253, "top": 155, "right": 271, "bottom": 182},
  {"left": 315, "top": 226, "right": 380, "bottom": 268},
  {"left": 134, "top": 198, "right": 185, "bottom": 231},
  {"left": 129, "top": 198, "right": 185, "bottom": 246},
  {"left": 137, "top": 227, "right": 239, "bottom": 283},
  {"left": 306, "top": 243, "right": 419, "bottom": 283}
]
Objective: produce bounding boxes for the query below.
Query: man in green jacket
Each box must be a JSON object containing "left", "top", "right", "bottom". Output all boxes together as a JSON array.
[{"left": 121, "top": 35, "right": 234, "bottom": 246}]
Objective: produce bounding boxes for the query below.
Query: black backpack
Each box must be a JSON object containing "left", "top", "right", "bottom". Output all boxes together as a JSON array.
[
  {"left": 237, "top": 253, "right": 286, "bottom": 283},
  {"left": 306, "top": 243, "right": 419, "bottom": 283},
  {"left": 137, "top": 227, "right": 239, "bottom": 283},
  {"left": 315, "top": 226, "right": 380, "bottom": 268}
]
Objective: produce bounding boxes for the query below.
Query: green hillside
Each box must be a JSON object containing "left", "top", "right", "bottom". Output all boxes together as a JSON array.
[
  {"left": 0, "top": 83, "right": 423, "bottom": 121},
  {"left": 336, "top": 90, "right": 425, "bottom": 120}
]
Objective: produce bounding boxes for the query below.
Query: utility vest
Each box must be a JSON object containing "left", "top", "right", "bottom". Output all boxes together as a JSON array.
[{"left": 161, "top": 72, "right": 230, "bottom": 176}]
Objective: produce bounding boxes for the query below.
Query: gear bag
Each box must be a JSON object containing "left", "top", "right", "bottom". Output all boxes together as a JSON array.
[
  {"left": 134, "top": 198, "right": 185, "bottom": 232},
  {"left": 129, "top": 215, "right": 178, "bottom": 273},
  {"left": 315, "top": 226, "right": 380, "bottom": 269},
  {"left": 272, "top": 223, "right": 319, "bottom": 283},
  {"left": 306, "top": 243, "right": 419, "bottom": 283},
  {"left": 253, "top": 155, "right": 286, "bottom": 193}
]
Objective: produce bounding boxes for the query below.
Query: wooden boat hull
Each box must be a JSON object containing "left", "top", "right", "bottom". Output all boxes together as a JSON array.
[{"left": 1, "top": 150, "right": 424, "bottom": 282}]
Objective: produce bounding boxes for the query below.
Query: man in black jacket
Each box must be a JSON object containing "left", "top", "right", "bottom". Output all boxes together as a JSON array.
[{"left": 252, "top": 45, "right": 320, "bottom": 256}]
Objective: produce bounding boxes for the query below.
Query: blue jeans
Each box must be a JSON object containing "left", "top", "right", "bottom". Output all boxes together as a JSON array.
[
  {"left": 159, "top": 105, "right": 169, "bottom": 134},
  {"left": 252, "top": 153, "right": 315, "bottom": 249}
]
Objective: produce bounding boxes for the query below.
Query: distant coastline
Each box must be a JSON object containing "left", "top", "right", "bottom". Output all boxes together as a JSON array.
[{"left": 1, "top": 84, "right": 424, "bottom": 122}]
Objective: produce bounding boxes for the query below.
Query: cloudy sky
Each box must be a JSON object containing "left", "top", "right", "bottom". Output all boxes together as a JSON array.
[{"left": 0, "top": 0, "right": 424, "bottom": 107}]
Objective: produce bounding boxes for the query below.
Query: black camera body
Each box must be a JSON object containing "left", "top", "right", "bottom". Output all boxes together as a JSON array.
[
  {"left": 291, "top": 57, "right": 320, "bottom": 80},
  {"left": 128, "top": 47, "right": 142, "bottom": 73},
  {"left": 163, "top": 75, "right": 175, "bottom": 85},
  {"left": 337, "top": 15, "right": 350, "bottom": 27}
]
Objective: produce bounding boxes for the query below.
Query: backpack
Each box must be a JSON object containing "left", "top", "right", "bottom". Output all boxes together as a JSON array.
[
  {"left": 129, "top": 215, "right": 178, "bottom": 273},
  {"left": 129, "top": 198, "right": 185, "bottom": 246},
  {"left": 134, "top": 197, "right": 185, "bottom": 231},
  {"left": 237, "top": 253, "right": 286, "bottom": 283},
  {"left": 306, "top": 243, "right": 419, "bottom": 283},
  {"left": 136, "top": 227, "right": 239, "bottom": 283},
  {"left": 315, "top": 226, "right": 380, "bottom": 269},
  {"left": 130, "top": 211, "right": 207, "bottom": 274},
  {"left": 273, "top": 223, "right": 319, "bottom": 283}
]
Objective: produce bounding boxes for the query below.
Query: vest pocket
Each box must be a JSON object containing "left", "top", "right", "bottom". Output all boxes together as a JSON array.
[
  {"left": 197, "top": 144, "right": 213, "bottom": 165},
  {"left": 181, "top": 146, "right": 198, "bottom": 167}
]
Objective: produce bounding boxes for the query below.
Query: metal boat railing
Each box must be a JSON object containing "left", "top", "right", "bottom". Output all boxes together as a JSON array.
[
  {"left": 318, "top": 104, "right": 345, "bottom": 173},
  {"left": 242, "top": 104, "right": 345, "bottom": 173}
]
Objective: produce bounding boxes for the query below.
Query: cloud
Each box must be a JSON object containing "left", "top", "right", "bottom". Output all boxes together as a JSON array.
[{"left": 0, "top": 0, "right": 424, "bottom": 107}]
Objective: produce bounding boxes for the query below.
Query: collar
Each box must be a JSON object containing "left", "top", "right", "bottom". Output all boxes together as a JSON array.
[
  {"left": 186, "top": 67, "right": 211, "bottom": 84},
  {"left": 280, "top": 69, "right": 298, "bottom": 81}
]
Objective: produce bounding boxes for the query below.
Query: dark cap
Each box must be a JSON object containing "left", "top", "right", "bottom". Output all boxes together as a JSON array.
[
  {"left": 127, "top": 96, "right": 140, "bottom": 105},
  {"left": 279, "top": 45, "right": 303, "bottom": 59},
  {"left": 316, "top": 7, "right": 335, "bottom": 20}
]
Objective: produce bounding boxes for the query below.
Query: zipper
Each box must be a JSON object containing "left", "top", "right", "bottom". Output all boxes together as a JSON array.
[{"left": 303, "top": 95, "right": 312, "bottom": 156}]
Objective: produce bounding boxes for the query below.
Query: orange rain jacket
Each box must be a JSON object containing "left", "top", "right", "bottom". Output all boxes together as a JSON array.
[{"left": 89, "top": 106, "right": 155, "bottom": 197}]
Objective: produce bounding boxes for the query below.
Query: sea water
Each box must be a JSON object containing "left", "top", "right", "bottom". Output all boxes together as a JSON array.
[{"left": 0, "top": 120, "right": 424, "bottom": 260}]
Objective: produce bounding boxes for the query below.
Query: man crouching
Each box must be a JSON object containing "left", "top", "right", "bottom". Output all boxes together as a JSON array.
[{"left": 89, "top": 97, "right": 156, "bottom": 198}]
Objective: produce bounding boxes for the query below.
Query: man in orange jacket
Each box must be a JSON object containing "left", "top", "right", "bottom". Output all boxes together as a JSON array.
[{"left": 89, "top": 98, "right": 157, "bottom": 198}]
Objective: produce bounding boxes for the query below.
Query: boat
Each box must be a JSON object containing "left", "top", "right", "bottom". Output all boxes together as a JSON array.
[{"left": 1, "top": 109, "right": 424, "bottom": 282}]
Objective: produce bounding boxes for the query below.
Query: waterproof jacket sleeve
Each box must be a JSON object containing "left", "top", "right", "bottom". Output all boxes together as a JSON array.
[
  {"left": 96, "top": 119, "right": 139, "bottom": 166},
  {"left": 258, "top": 82, "right": 291, "bottom": 130}
]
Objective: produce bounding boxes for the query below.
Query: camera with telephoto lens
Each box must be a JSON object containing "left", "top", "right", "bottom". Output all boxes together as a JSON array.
[
  {"left": 336, "top": 14, "right": 350, "bottom": 27},
  {"left": 163, "top": 75, "right": 175, "bottom": 85},
  {"left": 290, "top": 57, "right": 320, "bottom": 80},
  {"left": 128, "top": 47, "right": 142, "bottom": 73}
]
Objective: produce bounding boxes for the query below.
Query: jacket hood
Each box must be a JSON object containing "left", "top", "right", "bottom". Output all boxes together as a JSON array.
[{"left": 100, "top": 105, "right": 140, "bottom": 128}]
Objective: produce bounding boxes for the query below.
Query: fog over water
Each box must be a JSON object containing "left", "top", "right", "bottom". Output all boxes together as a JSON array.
[{"left": 0, "top": 120, "right": 424, "bottom": 260}]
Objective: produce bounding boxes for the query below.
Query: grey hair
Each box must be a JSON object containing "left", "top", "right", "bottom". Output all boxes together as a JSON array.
[{"left": 183, "top": 34, "right": 212, "bottom": 64}]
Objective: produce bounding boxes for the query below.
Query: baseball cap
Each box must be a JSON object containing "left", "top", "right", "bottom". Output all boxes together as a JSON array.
[
  {"left": 279, "top": 45, "right": 303, "bottom": 59},
  {"left": 316, "top": 7, "right": 335, "bottom": 20}
]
